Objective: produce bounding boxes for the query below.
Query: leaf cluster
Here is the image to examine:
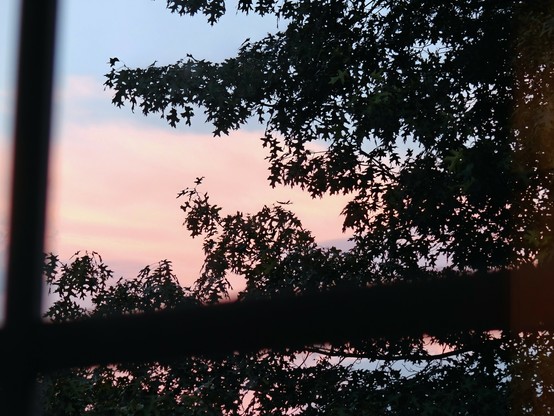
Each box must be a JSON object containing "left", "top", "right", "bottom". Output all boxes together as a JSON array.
[
  {"left": 52, "top": 0, "right": 554, "bottom": 414},
  {"left": 41, "top": 254, "right": 554, "bottom": 415},
  {"left": 106, "top": 0, "right": 554, "bottom": 274}
]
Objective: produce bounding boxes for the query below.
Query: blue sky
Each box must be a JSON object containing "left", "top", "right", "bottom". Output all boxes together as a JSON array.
[
  {"left": 54, "top": 0, "right": 281, "bottom": 132},
  {"left": 0, "top": 0, "right": 18, "bottom": 307},
  {"left": 0, "top": 1, "right": 351, "bottom": 318},
  {"left": 58, "top": 0, "right": 278, "bottom": 73}
]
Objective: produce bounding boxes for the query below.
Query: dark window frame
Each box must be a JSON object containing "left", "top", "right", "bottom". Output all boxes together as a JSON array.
[{"left": 1, "top": 1, "right": 551, "bottom": 415}]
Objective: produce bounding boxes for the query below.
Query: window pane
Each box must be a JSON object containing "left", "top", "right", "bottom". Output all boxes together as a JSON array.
[
  {"left": 44, "top": 0, "right": 349, "bottom": 311},
  {"left": 0, "top": 0, "right": 19, "bottom": 325},
  {"left": 40, "top": 1, "right": 554, "bottom": 415}
]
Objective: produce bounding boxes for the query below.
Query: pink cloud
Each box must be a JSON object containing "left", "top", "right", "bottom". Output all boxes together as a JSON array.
[
  {"left": 46, "top": 119, "right": 352, "bottom": 286},
  {"left": 0, "top": 74, "right": 352, "bottom": 300}
]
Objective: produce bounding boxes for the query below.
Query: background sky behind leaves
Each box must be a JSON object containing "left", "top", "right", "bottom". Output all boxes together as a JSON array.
[{"left": 0, "top": 0, "right": 352, "bottom": 320}]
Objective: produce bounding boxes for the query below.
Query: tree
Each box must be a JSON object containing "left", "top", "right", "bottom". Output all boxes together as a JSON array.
[{"left": 44, "top": 0, "right": 554, "bottom": 414}]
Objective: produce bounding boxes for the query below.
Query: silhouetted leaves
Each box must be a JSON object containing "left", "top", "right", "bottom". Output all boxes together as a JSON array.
[
  {"left": 45, "top": 0, "right": 554, "bottom": 414},
  {"left": 106, "top": 0, "right": 554, "bottom": 274}
]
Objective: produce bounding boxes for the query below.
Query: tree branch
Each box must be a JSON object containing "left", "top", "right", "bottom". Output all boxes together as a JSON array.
[{"left": 305, "top": 346, "right": 474, "bottom": 362}]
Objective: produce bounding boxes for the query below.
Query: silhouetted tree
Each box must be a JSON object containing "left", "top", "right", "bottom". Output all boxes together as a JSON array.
[{"left": 43, "top": 1, "right": 554, "bottom": 414}]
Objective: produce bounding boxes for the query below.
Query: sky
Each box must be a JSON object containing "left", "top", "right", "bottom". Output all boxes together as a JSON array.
[{"left": 0, "top": 0, "right": 352, "bottom": 316}]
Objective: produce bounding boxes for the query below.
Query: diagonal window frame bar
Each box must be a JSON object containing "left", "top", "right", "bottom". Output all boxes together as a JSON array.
[{"left": 1, "top": 1, "right": 553, "bottom": 415}]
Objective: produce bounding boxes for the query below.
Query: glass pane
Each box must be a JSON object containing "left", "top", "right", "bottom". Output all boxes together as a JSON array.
[
  {"left": 0, "top": 0, "right": 19, "bottom": 325},
  {"left": 45, "top": 1, "right": 350, "bottom": 310},
  {"left": 42, "top": 1, "right": 554, "bottom": 415}
]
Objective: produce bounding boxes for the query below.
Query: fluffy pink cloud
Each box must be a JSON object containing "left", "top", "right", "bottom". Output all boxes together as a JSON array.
[
  {"left": 0, "top": 74, "right": 352, "bottom": 305},
  {"left": 46, "top": 116, "right": 352, "bottom": 286}
]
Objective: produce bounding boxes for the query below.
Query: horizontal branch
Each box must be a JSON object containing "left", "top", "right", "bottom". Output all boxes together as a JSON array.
[{"left": 305, "top": 346, "right": 473, "bottom": 362}]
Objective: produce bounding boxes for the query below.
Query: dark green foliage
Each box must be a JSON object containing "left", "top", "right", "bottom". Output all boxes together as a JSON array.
[
  {"left": 44, "top": 0, "right": 554, "bottom": 414},
  {"left": 41, "top": 254, "right": 554, "bottom": 414},
  {"left": 105, "top": 0, "right": 554, "bottom": 275}
]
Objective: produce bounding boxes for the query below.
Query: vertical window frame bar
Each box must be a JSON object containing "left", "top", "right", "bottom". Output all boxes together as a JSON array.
[{"left": 3, "top": 0, "right": 58, "bottom": 414}]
